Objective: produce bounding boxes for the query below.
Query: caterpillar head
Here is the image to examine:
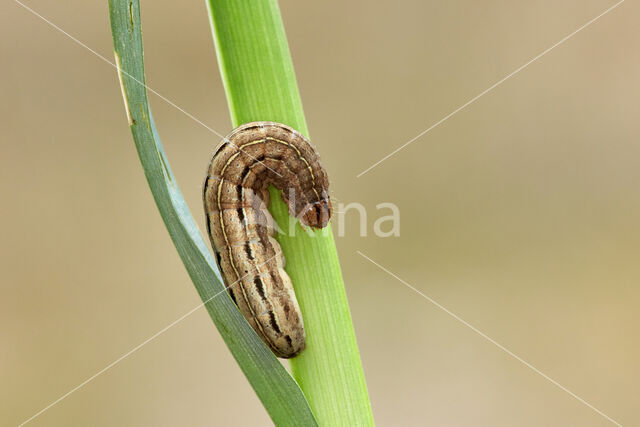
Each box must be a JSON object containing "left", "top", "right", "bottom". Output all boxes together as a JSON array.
[{"left": 299, "top": 198, "right": 332, "bottom": 229}]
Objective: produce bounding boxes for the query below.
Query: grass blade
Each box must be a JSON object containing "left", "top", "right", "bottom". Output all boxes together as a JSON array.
[
  {"left": 108, "top": 1, "right": 317, "bottom": 425},
  {"left": 206, "top": 0, "right": 375, "bottom": 424}
]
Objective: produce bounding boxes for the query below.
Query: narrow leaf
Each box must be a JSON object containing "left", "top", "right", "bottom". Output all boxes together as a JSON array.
[
  {"left": 206, "top": 0, "right": 374, "bottom": 424},
  {"left": 108, "top": 1, "right": 318, "bottom": 425}
]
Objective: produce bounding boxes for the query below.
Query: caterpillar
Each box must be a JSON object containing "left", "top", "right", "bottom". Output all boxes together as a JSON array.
[{"left": 203, "top": 122, "right": 331, "bottom": 358}]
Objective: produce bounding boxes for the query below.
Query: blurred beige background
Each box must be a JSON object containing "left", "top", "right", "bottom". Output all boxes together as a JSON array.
[{"left": 2, "top": 0, "right": 639, "bottom": 425}]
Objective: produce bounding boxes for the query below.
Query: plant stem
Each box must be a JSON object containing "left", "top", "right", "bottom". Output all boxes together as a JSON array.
[{"left": 206, "top": 0, "right": 374, "bottom": 424}]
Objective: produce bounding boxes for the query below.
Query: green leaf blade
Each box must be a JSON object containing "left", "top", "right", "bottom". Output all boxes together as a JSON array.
[{"left": 206, "top": 0, "right": 375, "bottom": 425}]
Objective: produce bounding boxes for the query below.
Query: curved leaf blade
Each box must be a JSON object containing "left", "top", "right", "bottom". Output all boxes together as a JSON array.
[{"left": 108, "top": 1, "right": 317, "bottom": 425}]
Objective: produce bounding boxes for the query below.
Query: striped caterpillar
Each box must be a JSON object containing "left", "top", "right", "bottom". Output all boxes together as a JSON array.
[{"left": 203, "top": 122, "right": 331, "bottom": 358}]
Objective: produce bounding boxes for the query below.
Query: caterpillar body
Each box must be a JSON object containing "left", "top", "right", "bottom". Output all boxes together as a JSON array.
[{"left": 203, "top": 122, "right": 331, "bottom": 358}]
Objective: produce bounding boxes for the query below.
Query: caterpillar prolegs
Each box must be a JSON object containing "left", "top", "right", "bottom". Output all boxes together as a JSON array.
[{"left": 203, "top": 122, "right": 331, "bottom": 358}]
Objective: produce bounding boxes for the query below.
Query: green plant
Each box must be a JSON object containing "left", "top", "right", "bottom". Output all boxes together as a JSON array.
[{"left": 109, "top": 0, "right": 373, "bottom": 424}]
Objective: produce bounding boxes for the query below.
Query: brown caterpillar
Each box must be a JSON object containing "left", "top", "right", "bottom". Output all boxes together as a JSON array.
[{"left": 203, "top": 122, "right": 331, "bottom": 358}]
